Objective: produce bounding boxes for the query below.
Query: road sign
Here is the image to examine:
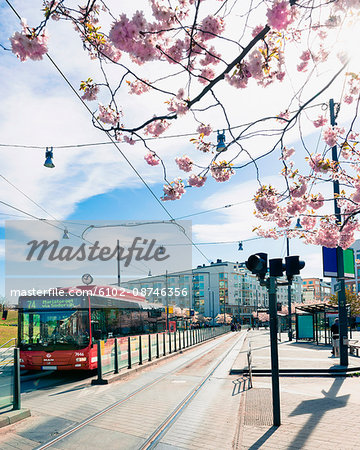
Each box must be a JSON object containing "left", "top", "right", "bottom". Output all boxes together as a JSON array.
[
  {"left": 322, "top": 247, "right": 355, "bottom": 278},
  {"left": 334, "top": 282, "right": 341, "bottom": 293}
]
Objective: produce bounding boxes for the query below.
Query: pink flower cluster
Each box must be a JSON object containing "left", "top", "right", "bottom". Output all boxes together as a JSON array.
[
  {"left": 290, "top": 179, "right": 307, "bottom": 198},
  {"left": 197, "top": 124, "right": 212, "bottom": 136},
  {"left": 145, "top": 119, "right": 170, "bottom": 136},
  {"left": 225, "top": 63, "right": 251, "bottom": 89},
  {"left": 266, "top": 1, "right": 296, "bottom": 31},
  {"left": 188, "top": 174, "right": 206, "bottom": 187},
  {"left": 10, "top": 20, "right": 48, "bottom": 62},
  {"left": 199, "top": 68, "right": 216, "bottom": 85},
  {"left": 254, "top": 186, "right": 278, "bottom": 214},
  {"left": 300, "top": 215, "right": 317, "bottom": 231},
  {"left": 308, "top": 154, "right": 332, "bottom": 173},
  {"left": 167, "top": 97, "right": 188, "bottom": 116},
  {"left": 80, "top": 79, "right": 99, "bottom": 101},
  {"left": 200, "top": 46, "right": 221, "bottom": 66},
  {"left": 98, "top": 104, "right": 120, "bottom": 126},
  {"left": 210, "top": 162, "right": 235, "bottom": 182},
  {"left": 199, "top": 15, "right": 225, "bottom": 41},
  {"left": 109, "top": 12, "right": 159, "bottom": 64},
  {"left": 287, "top": 198, "right": 307, "bottom": 215},
  {"left": 144, "top": 152, "right": 160, "bottom": 165},
  {"left": 161, "top": 179, "right": 186, "bottom": 201},
  {"left": 313, "top": 220, "right": 340, "bottom": 248},
  {"left": 123, "top": 135, "right": 136, "bottom": 145},
  {"left": 309, "top": 193, "right": 324, "bottom": 210},
  {"left": 175, "top": 156, "right": 193, "bottom": 172},
  {"left": 313, "top": 115, "right": 327, "bottom": 128},
  {"left": 280, "top": 147, "right": 295, "bottom": 160},
  {"left": 323, "top": 126, "right": 344, "bottom": 147},
  {"left": 297, "top": 50, "right": 311, "bottom": 72},
  {"left": 128, "top": 80, "right": 151, "bottom": 95}
]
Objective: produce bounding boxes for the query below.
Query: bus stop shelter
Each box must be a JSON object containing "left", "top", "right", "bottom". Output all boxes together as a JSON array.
[{"left": 295, "top": 303, "right": 341, "bottom": 345}]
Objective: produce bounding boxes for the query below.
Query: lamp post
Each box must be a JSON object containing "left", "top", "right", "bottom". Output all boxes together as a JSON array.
[
  {"left": 117, "top": 239, "right": 121, "bottom": 287},
  {"left": 287, "top": 237, "right": 292, "bottom": 340}
]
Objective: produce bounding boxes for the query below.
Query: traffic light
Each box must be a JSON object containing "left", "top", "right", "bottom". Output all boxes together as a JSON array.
[
  {"left": 269, "top": 258, "right": 285, "bottom": 277},
  {"left": 245, "top": 253, "right": 268, "bottom": 280},
  {"left": 285, "top": 255, "right": 305, "bottom": 281},
  {"left": 277, "top": 302, "right": 282, "bottom": 312}
]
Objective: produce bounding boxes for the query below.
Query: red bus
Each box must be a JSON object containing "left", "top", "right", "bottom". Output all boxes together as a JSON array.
[{"left": 17, "top": 285, "right": 166, "bottom": 371}]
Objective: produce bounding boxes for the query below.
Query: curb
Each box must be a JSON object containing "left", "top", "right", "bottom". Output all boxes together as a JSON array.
[
  {"left": 230, "top": 366, "right": 360, "bottom": 377},
  {"left": 0, "top": 408, "right": 31, "bottom": 428}
]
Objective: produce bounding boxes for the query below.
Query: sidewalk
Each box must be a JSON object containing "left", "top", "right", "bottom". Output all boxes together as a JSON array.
[
  {"left": 234, "top": 330, "right": 360, "bottom": 449},
  {"left": 231, "top": 329, "right": 360, "bottom": 374}
]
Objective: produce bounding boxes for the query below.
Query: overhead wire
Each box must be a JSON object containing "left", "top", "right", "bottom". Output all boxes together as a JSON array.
[{"left": 4, "top": 0, "right": 212, "bottom": 265}]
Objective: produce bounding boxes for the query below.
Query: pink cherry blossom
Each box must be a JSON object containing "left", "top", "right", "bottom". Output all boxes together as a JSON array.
[
  {"left": 308, "top": 154, "right": 331, "bottom": 173},
  {"left": 290, "top": 181, "right": 307, "bottom": 198},
  {"left": 128, "top": 80, "right": 151, "bottom": 95},
  {"left": 266, "top": 1, "right": 296, "bottom": 31},
  {"left": 280, "top": 147, "right": 295, "bottom": 160},
  {"left": 98, "top": 104, "right": 120, "bottom": 126},
  {"left": 144, "top": 152, "right": 160, "bottom": 166},
  {"left": 199, "top": 15, "right": 225, "bottom": 41},
  {"left": 80, "top": 79, "right": 99, "bottom": 101},
  {"left": 309, "top": 193, "right": 324, "bottom": 210},
  {"left": 210, "top": 161, "right": 235, "bottom": 182},
  {"left": 175, "top": 156, "right": 193, "bottom": 172},
  {"left": 313, "top": 115, "right": 327, "bottom": 128},
  {"left": 188, "top": 174, "right": 206, "bottom": 187},
  {"left": 124, "top": 135, "right": 136, "bottom": 145},
  {"left": 10, "top": 20, "right": 49, "bottom": 62},
  {"left": 197, "top": 124, "right": 212, "bottom": 136},
  {"left": 200, "top": 46, "right": 221, "bottom": 66},
  {"left": 300, "top": 215, "right": 317, "bottom": 230},
  {"left": 199, "top": 68, "right": 215, "bottom": 85},
  {"left": 161, "top": 179, "right": 186, "bottom": 201},
  {"left": 145, "top": 119, "right": 170, "bottom": 136},
  {"left": 254, "top": 186, "right": 278, "bottom": 214},
  {"left": 286, "top": 198, "right": 307, "bottom": 215},
  {"left": 313, "top": 220, "right": 340, "bottom": 248},
  {"left": 323, "top": 126, "right": 344, "bottom": 147}
]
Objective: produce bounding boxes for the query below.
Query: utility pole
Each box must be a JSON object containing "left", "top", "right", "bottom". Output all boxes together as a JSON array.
[
  {"left": 268, "top": 276, "right": 281, "bottom": 426},
  {"left": 329, "top": 98, "right": 349, "bottom": 366},
  {"left": 165, "top": 270, "right": 169, "bottom": 331},
  {"left": 287, "top": 238, "right": 292, "bottom": 341},
  {"left": 117, "top": 239, "right": 121, "bottom": 287}
]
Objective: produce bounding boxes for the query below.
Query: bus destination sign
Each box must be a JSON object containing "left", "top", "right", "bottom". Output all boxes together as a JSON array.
[{"left": 19, "top": 297, "right": 86, "bottom": 309}]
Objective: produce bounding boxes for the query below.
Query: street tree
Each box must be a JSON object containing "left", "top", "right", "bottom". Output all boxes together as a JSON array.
[
  {"left": 329, "top": 288, "right": 360, "bottom": 316},
  {"left": 7, "top": 0, "right": 360, "bottom": 248}
]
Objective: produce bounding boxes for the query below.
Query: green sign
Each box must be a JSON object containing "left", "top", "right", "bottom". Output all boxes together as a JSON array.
[
  {"left": 19, "top": 297, "right": 85, "bottom": 309},
  {"left": 297, "top": 315, "right": 314, "bottom": 339},
  {"left": 344, "top": 248, "right": 355, "bottom": 278}
]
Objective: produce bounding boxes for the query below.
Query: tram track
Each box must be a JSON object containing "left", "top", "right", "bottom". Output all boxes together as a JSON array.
[
  {"left": 140, "top": 332, "right": 246, "bottom": 449},
  {"left": 34, "top": 331, "right": 241, "bottom": 450}
]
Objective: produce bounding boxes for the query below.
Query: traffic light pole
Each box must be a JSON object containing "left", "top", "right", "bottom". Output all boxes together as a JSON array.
[
  {"left": 330, "top": 98, "right": 348, "bottom": 367},
  {"left": 286, "top": 238, "right": 292, "bottom": 341},
  {"left": 268, "top": 276, "right": 281, "bottom": 426}
]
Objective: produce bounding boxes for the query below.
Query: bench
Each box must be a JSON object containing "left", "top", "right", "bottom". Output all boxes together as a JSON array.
[{"left": 349, "top": 339, "right": 360, "bottom": 356}]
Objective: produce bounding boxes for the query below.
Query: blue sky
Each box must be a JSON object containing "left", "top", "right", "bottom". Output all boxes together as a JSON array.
[{"left": 1, "top": 0, "right": 359, "bottom": 297}]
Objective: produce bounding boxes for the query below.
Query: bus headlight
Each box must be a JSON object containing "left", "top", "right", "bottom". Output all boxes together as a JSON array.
[{"left": 76, "top": 357, "right": 87, "bottom": 362}]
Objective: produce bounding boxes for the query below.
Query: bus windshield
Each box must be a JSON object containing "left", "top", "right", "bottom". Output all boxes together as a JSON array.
[{"left": 20, "top": 309, "right": 90, "bottom": 351}]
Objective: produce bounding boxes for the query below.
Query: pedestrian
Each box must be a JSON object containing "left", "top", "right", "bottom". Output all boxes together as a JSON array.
[{"left": 331, "top": 318, "right": 339, "bottom": 357}]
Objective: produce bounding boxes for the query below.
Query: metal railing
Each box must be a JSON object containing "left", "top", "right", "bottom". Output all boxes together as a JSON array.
[
  {"left": 92, "top": 325, "right": 231, "bottom": 384},
  {"left": 247, "top": 343, "right": 253, "bottom": 389},
  {"left": 0, "top": 340, "right": 21, "bottom": 411}
]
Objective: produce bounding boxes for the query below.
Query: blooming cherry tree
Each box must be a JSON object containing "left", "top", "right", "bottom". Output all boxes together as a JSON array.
[{"left": 7, "top": 0, "right": 360, "bottom": 249}]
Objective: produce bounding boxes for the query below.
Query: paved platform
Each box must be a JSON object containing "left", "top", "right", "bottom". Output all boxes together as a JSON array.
[
  {"left": 231, "top": 329, "right": 360, "bottom": 375},
  {"left": 1, "top": 330, "right": 360, "bottom": 449}
]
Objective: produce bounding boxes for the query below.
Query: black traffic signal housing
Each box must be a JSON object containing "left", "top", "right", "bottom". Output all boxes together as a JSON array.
[
  {"left": 269, "top": 258, "right": 285, "bottom": 277},
  {"left": 277, "top": 302, "right": 282, "bottom": 312},
  {"left": 245, "top": 253, "right": 268, "bottom": 280},
  {"left": 285, "top": 255, "right": 305, "bottom": 281}
]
